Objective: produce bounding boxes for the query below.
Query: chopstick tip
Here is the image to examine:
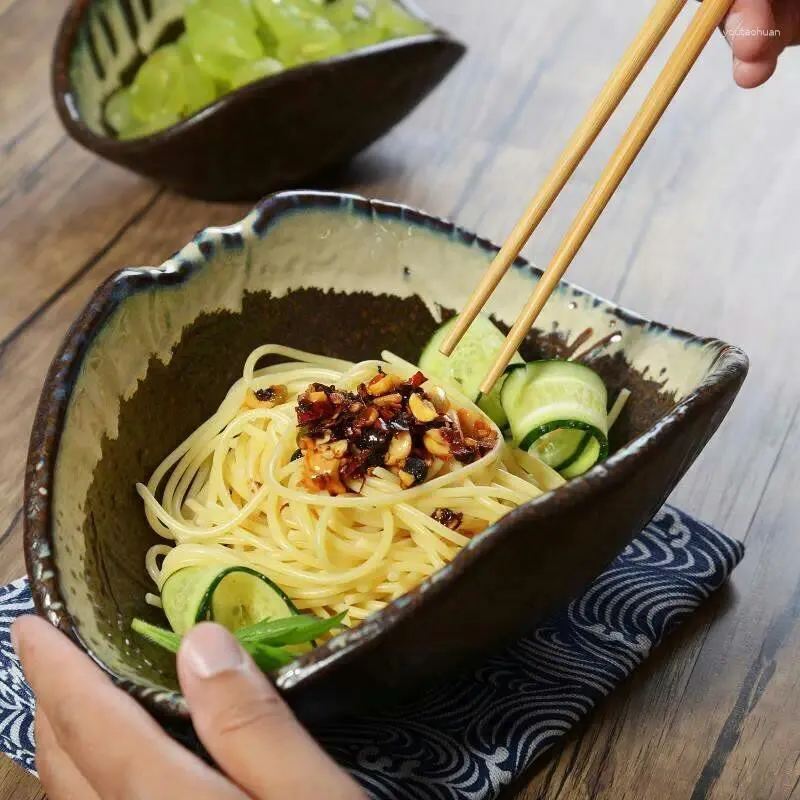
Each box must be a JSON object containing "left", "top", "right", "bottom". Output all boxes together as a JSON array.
[{"left": 438, "top": 325, "right": 462, "bottom": 357}]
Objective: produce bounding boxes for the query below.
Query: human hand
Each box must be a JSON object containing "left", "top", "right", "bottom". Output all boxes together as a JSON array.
[
  {"left": 13, "top": 615, "right": 366, "bottom": 800},
  {"left": 722, "top": 0, "right": 800, "bottom": 87}
]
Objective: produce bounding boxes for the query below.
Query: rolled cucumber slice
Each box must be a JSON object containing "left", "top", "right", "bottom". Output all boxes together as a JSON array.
[
  {"left": 209, "top": 569, "right": 297, "bottom": 631},
  {"left": 500, "top": 360, "right": 609, "bottom": 476},
  {"left": 160, "top": 565, "right": 223, "bottom": 635},
  {"left": 560, "top": 436, "right": 602, "bottom": 479},
  {"left": 161, "top": 565, "right": 298, "bottom": 636},
  {"left": 418, "top": 314, "right": 523, "bottom": 428},
  {"left": 529, "top": 428, "right": 590, "bottom": 471}
]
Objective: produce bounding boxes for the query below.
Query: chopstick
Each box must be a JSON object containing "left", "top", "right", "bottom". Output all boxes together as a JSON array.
[
  {"left": 439, "top": 0, "right": 688, "bottom": 360},
  {"left": 439, "top": 0, "right": 734, "bottom": 395}
]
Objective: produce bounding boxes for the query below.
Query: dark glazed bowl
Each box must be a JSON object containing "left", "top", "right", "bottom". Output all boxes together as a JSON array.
[
  {"left": 25, "top": 191, "right": 748, "bottom": 731},
  {"left": 51, "top": 0, "right": 465, "bottom": 201}
]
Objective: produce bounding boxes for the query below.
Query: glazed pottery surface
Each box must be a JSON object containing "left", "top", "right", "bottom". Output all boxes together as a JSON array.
[{"left": 24, "top": 191, "right": 748, "bottom": 726}]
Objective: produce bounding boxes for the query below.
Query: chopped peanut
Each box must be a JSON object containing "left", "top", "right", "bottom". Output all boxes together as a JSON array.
[
  {"left": 385, "top": 432, "right": 412, "bottom": 466},
  {"left": 367, "top": 373, "right": 399, "bottom": 396},
  {"left": 428, "top": 386, "right": 451, "bottom": 414},
  {"left": 424, "top": 428, "right": 452, "bottom": 459},
  {"left": 398, "top": 470, "right": 416, "bottom": 488},
  {"left": 409, "top": 392, "right": 439, "bottom": 422},
  {"left": 373, "top": 393, "right": 403, "bottom": 407}
]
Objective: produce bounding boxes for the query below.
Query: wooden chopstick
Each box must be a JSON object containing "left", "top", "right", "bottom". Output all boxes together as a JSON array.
[
  {"left": 479, "top": 0, "right": 733, "bottom": 393},
  {"left": 438, "top": 0, "right": 734, "bottom": 394},
  {"left": 439, "top": 0, "right": 690, "bottom": 361}
]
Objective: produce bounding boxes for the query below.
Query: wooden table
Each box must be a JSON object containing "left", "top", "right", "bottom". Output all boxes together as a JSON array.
[{"left": 2, "top": 0, "right": 800, "bottom": 797}]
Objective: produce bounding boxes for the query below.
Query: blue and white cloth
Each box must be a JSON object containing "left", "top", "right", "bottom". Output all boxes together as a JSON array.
[{"left": 0, "top": 505, "right": 743, "bottom": 799}]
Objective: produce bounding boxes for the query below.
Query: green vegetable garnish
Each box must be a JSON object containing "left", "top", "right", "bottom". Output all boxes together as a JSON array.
[
  {"left": 248, "top": 643, "right": 297, "bottom": 671},
  {"left": 131, "top": 619, "right": 182, "bottom": 653},
  {"left": 131, "top": 611, "right": 346, "bottom": 673},
  {"left": 235, "top": 612, "right": 346, "bottom": 646}
]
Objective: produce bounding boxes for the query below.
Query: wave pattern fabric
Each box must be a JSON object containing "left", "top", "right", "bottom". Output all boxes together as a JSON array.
[{"left": 0, "top": 505, "right": 743, "bottom": 798}]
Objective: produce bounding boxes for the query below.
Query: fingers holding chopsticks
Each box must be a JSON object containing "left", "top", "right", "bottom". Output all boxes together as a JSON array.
[{"left": 722, "top": 0, "right": 800, "bottom": 87}]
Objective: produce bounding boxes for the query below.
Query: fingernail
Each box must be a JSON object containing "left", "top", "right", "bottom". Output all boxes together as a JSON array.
[{"left": 181, "top": 624, "right": 245, "bottom": 679}]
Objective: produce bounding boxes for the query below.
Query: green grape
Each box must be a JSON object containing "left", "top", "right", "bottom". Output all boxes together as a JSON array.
[
  {"left": 255, "top": 0, "right": 346, "bottom": 65},
  {"left": 109, "top": 0, "right": 433, "bottom": 140},
  {"left": 325, "top": 0, "right": 384, "bottom": 52},
  {"left": 183, "top": 62, "right": 218, "bottom": 113},
  {"left": 324, "top": 0, "right": 375, "bottom": 28},
  {"left": 105, "top": 87, "right": 136, "bottom": 134},
  {"left": 229, "top": 56, "right": 284, "bottom": 89},
  {"left": 276, "top": 18, "right": 346, "bottom": 65},
  {"left": 374, "top": 0, "right": 429, "bottom": 37},
  {"left": 287, "top": 0, "right": 328, "bottom": 17},
  {"left": 130, "top": 45, "right": 185, "bottom": 123},
  {"left": 185, "top": 7, "right": 265, "bottom": 83},
  {"left": 185, "top": 0, "right": 258, "bottom": 31},
  {"left": 120, "top": 111, "right": 181, "bottom": 139},
  {"left": 172, "top": 34, "right": 221, "bottom": 114},
  {"left": 342, "top": 21, "right": 384, "bottom": 50},
  {"left": 255, "top": 15, "right": 281, "bottom": 57},
  {"left": 253, "top": 0, "right": 313, "bottom": 39},
  {"left": 176, "top": 33, "right": 195, "bottom": 64}
]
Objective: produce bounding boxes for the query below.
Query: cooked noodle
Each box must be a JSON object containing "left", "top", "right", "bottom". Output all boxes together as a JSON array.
[{"left": 137, "top": 345, "right": 567, "bottom": 624}]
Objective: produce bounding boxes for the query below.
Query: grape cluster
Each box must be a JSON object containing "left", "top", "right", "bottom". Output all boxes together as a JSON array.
[{"left": 104, "top": 0, "right": 429, "bottom": 139}]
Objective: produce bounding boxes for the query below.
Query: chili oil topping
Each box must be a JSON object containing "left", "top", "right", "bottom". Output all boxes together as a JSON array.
[{"left": 295, "top": 370, "right": 498, "bottom": 495}]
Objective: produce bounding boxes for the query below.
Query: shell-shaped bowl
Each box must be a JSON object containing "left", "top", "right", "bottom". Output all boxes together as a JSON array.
[
  {"left": 52, "top": 0, "right": 465, "bottom": 201},
  {"left": 24, "top": 191, "right": 747, "bottom": 730}
]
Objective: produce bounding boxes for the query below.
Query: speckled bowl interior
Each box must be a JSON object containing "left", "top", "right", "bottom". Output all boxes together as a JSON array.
[
  {"left": 66, "top": 0, "right": 186, "bottom": 136},
  {"left": 25, "top": 191, "right": 747, "bottom": 725}
]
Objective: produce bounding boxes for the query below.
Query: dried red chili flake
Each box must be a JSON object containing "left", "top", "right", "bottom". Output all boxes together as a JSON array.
[
  {"left": 439, "top": 427, "right": 480, "bottom": 464},
  {"left": 296, "top": 394, "right": 333, "bottom": 425}
]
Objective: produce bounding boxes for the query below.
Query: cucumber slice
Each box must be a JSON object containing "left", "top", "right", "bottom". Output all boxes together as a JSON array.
[
  {"left": 161, "top": 565, "right": 222, "bottom": 635},
  {"left": 561, "top": 436, "right": 602, "bottom": 479},
  {"left": 529, "top": 428, "right": 588, "bottom": 471},
  {"left": 501, "top": 360, "right": 608, "bottom": 476},
  {"left": 209, "top": 569, "right": 296, "bottom": 632},
  {"left": 161, "top": 566, "right": 298, "bottom": 636},
  {"left": 474, "top": 385, "right": 508, "bottom": 430},
  {"left": 418, "top": 314, "right": 523, "bottom": 428}
]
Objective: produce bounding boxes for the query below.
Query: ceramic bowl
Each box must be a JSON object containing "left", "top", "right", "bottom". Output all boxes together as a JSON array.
[
  {"left": 51, "top": 1, "right": 465, "bottom": 201},
  {"left": 24, "top": 190, "right": 747, "bottom": 729}
]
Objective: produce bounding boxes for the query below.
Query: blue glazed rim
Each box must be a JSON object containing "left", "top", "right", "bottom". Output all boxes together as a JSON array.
[{"left": 23, "top": 190, "right": 749, "bottom": 721}]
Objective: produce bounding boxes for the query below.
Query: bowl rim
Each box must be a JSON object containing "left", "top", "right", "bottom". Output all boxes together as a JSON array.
[
  {"left": 51, "top": 0, "right": 466, "bottom": 151},
  {"left": 24, "top": 189, "right": 749, "bottom": 719}
]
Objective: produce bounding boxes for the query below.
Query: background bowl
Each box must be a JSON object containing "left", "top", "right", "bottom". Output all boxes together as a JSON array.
[
  {"left": 52, "top": 0, "right": 465, "bottom": 201},
  {"left": 24, "top": 190, "right": 747, "bottom": 729}
]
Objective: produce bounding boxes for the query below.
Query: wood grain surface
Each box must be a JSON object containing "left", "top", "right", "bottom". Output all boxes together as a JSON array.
[{"left": 2, "top": 0, "right": 799, "bottom": 797}]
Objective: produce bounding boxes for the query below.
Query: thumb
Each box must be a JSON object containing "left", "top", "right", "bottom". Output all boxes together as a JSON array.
[{"left": 177, "top": 623, "right": 364, "bottom": 800}]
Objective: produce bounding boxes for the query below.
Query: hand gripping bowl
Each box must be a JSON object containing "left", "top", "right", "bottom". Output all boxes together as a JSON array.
[
  {"left": 24, "top": 191, "right": 747, "bottom": 728},
  {"left": 51, "top": 0, "right": 465, "bottom": 201}
]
